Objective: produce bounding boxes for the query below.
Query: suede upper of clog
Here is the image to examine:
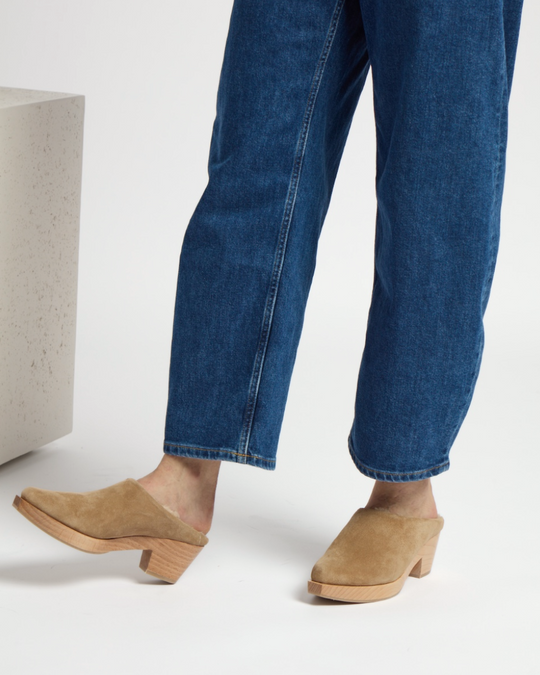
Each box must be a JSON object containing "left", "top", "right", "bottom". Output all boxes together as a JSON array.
[
  {"left": 21, "top": 478, "right": 208, "bottom": 546},
  {"left": 311, "top": 507, "right": 444, "bottom": 586}
]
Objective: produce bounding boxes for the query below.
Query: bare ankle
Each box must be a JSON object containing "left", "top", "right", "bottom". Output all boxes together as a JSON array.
[
  {"left": 365, "top": 478, "right": 438, "bottom": 519},
  {"left": 137, "top": 455, "right": 221, "bottom": 534}
]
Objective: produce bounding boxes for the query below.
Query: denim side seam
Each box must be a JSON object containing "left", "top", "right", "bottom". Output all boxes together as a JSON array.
[
  {"left": 444, "top": 53, "right": 509, "bottom": 457},
  {"left": 237, "top": 0, "right": 347, "bottom": 463},
  {"left": 348, "top": 435, "right": 450, "bottom": 482},
  {"left": 164, "top": 441, "right": 276, "bottom": 471}
]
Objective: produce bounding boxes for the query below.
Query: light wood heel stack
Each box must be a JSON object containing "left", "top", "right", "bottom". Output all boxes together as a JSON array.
[
  {"left": 139, "top": 539, "right": 203, "bottom": 583},
  {"left": 408, "top": 533, "right": 440, "bottom": 578}
]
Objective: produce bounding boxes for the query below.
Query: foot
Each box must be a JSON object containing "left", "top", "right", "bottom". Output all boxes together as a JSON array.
[
  {"left": 137, "top": 454, "right": 220, "bottom": 535},
  {"left": 308, "top": 506, "right": 444, "bottom": 601},
  {"left": 365, "top": 478, "right": 438, "bottom": 519}
]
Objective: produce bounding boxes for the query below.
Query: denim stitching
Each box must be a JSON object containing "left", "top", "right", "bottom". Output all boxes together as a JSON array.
[
  {"left": 348, "top": 435, "right": 449, "bottom": 481},
  {"left": 238, "top": 0, "right": 346, "bottom": 460},
  {"left": 164, "top": 441, "right": 275, "bottom": 463}
]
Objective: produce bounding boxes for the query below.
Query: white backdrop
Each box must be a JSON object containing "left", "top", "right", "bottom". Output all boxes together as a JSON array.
[{"left": 0, "top": 2, "right": 539, "bottom": 674}]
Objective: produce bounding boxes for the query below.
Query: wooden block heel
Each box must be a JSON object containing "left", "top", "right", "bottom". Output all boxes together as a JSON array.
[
  {"left": 408, "top": 533, "right": 440, "bottom": 579},
  {"left": 139, "top": 539, "right": 203, "bottom": 583},
  {"left": 13, "top": 495, "right": 204, "bottom": 583}
]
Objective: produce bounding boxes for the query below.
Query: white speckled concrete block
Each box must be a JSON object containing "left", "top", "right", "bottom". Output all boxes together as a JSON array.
[{"left": 0, "top": 87, "right": 84, "bottom": 465}]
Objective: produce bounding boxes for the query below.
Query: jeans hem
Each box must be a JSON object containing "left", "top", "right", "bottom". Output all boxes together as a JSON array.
[
  {"left": 163, "top": 441, "right": 276, "bottom": 471},
  {"left": 348, "top": 436, "right": 450, "bottom": 482}
]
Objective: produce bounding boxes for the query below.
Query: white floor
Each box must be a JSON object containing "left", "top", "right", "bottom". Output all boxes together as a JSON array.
[
  {"left": 1, "top": 2, "right": 539, "bottom": 666},
  {"left": 2, "top": 138, "right": 540, "bottom": 675},
  {"left": 1, "top": 322, "right": 539, "bottom": 674}
]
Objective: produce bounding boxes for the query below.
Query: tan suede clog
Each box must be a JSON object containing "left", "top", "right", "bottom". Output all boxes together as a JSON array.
[
  {"left": 308, "top": 507, "right": 444, "bottom": 602},
  {"left": 13, "top": 478, "right": 208, "bottom": 583}
]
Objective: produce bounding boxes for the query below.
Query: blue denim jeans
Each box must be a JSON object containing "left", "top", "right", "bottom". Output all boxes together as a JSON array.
[{"left": 163, "top": 0, "right": 523, "bottom": 480}]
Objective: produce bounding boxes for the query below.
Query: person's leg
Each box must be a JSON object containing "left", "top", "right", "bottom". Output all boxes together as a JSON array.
[
  {"left": 140, "top": 0, "right": 371, "bottom": 528},
  {"left": 309, "top": 0, "right": 524, "bottom": 602},
  {"left": 15, "top": 1, "right": 374, "bottom": 582},
  {"left": 351, "top": 0, "right": 523, "bottom": 493},
  {"left": 138, "top": 455, "right": 220, "bottom": 534}
]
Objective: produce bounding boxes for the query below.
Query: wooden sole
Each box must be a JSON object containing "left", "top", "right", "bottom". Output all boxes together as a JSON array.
[
  {"left": 307, "top": 533, "right": 440, "bottom": 603},
  {"left": 13, "top": 495, "right": 204, "bottom": 583}
]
